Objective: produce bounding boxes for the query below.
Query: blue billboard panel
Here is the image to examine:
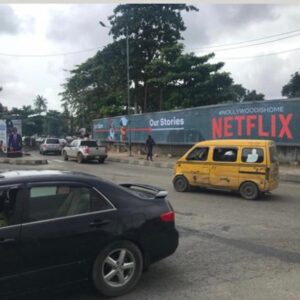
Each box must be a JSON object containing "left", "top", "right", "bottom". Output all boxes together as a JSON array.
[{"left": 92, "top": 99, "right": 300, "bottom": 145}]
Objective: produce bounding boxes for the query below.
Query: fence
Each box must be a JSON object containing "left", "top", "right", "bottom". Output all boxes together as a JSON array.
[{"left": 93, "top": 98, "right": 300, "bottom": 147}]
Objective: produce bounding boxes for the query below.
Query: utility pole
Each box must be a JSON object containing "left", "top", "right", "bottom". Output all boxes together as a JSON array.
[
  {"left": 126, "top": 25, "right": 132, "bottom": 156},
  {"left": 99, "top": 21, "right": 132, "bottom": 156}
]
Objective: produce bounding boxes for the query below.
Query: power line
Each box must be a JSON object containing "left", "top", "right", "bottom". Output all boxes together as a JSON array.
[
  {"left": 195, "top": 32, "right": 300, "bottom": 53},
  {"left": 0, "top": 28, "right": 300, "bottom": 58},
  {"left": 187, "top": 28, "right": 300, "bottom": 51},
  {"left": 215, "top": 46, "right": 300, "bottom": 60},
  {"left": 0, "top": 46, "right": 102, "bottom": 58}
]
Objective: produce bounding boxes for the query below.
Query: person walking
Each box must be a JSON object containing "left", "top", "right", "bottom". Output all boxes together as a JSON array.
[
  {"left": 145, "top": 135, "right": 155, "bottom": 161},
  {"left": 8, "top": 127, "right": 22, "bottom": 152}
]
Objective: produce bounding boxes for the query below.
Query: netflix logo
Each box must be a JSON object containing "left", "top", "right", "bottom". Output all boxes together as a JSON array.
[{"left": 212, "top": 113, "right": 293, "bottom": 139}]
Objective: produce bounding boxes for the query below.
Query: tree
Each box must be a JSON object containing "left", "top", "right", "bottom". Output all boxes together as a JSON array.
[
  {"left": 146, "top": 44, "right": 245, "bottom": 110},
  {"left": 0, "top": 87, "right": 3, "bottom": 113},
  {"left": 107, "top": 4, "right": 199, "bottom": 111},
  {"left": 243, "top": 90, "right": 265, "bottom": 102},
  {"left": 45, "top": 110, "right": 68, "bottom": 137},
  {"left": 9, "top": 106, "right": 40, "bottom": 136},
  {"left": 60, "top": 4, "right": 265, "bottom": 119},
  {"left": 61, "top": 40, "right": 130, "bottom": 128},
  {"left": 282, "top": 71, "right": 300, "bottom": 98},
  {"left": 33, "top": 95, "right": 48, "bottom": 114}
]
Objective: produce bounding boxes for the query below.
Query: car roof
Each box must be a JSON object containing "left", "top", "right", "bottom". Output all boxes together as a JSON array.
[
  {"left": 194, "top": 139, "right": 274, "bottom": 147},
  {"left": 0, "top": 170, "right": 99, "bottom": 185}
]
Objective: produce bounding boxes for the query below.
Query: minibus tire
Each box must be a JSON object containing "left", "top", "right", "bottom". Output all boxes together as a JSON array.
[
  {"left": 173, "top": 176, "right": 189, "bottom": 192},
  {"left": 239, "top": 181, "right": 259, "bottom": 200}
]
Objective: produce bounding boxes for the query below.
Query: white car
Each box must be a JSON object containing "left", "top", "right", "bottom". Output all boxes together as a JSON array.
[
  {"left": 40, "top": 138, "right": 62, "bottom": 155},
  {"left": 62, "top": 139, "right": 107, "bottom": 163}
]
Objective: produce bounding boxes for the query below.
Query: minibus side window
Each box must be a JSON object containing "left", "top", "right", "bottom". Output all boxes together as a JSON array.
[
  {"left": 187, "top": 147, "right": 209, "bottom": 161},
  {"left": 213, "top": 147, "right": 237, "bottom": 162},
  {"left": 241, "top": 148, "right": 264, "bottom": 163}
]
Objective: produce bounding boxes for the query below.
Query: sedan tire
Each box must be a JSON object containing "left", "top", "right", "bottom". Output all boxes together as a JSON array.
[{"left": 92, "top": 241, "right": 143, "bottom": 297}]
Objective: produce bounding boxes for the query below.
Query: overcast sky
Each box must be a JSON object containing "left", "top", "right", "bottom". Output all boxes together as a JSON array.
[{"left": 0, "top": 4, "right": 300, "bottom": 111}]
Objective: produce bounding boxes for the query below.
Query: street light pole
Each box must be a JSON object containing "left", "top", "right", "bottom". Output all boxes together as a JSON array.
[
  {"left": 126, "top": 26, "right": 132, "bottom": 156},
  {"left": 99, "top": 21, "right": 131, "bottom": 156}
]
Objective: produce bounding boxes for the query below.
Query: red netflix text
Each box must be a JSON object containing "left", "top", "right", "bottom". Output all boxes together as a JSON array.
[{"left": 212, "top": 113, "right": 293, "bottom": 139}]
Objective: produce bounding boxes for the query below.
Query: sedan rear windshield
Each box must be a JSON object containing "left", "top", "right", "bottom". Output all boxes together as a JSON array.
[
  {"left": 46, "top": 139, "right": 59, "bottom": 144},
  {"left": 81, "top": 141, "right": 98, "bottom": 147}
]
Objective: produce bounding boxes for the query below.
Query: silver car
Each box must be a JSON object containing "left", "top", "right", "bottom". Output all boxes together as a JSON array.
[{"left": 40, "top": 138, "right": 62, "bottom": 155}]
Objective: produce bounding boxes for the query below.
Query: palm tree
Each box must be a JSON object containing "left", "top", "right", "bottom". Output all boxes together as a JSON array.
[{"left": 33, "top": 95, "right": 48, "bottom": 114}]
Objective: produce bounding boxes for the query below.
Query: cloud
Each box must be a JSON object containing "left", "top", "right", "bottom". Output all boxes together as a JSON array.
[
  {"left": 212, "top": 5, "right": 279, "bottom": 28},
  {"left": 182, "top": 5, "right": 279, "bottom": 52},
  {"left": 0, "top": 5, "right": 20, "bottom": 35},
  {"left": 0, "top": 58, "right": 17, "bottom": 82},
  {"left": 224, "top": 50, "right": 300, "bottom": 99},
  {"left": 1, "top": 3, "right": 300, "bottom": 113},
  {"left": 0, "top": 81, "right": 34, "bottom": 108},
  {"left": 46, "top": 4, "right": 115, "bottom": 49}
]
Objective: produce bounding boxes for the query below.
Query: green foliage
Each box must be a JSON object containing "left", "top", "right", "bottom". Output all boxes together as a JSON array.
[
  {"left": 60, "top": 40, "right": 130, "bottom": 128},
  {"left": 282, "top": 71, "right": 300, "bottom": 98},
  {"left": 60, "top": 4, "right": 265, "bottom": 123},
  {"left": 4, "top": 105, "right": 68, "bottom": 137},
  {"left": 108, "top": 4, "right": 198, "bottom": 111},
  {"left": 33, "top": 95, "right": 48, "bottom": 113},
  {"left": 243, "top": 90, "right": 265, "bottom": 102}
]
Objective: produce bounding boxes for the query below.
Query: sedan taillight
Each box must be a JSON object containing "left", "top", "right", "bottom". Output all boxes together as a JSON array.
[{"left": 160, "top": 211, "right": 175, "bottom": 222}]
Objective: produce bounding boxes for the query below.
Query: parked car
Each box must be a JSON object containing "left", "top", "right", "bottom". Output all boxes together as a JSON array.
[
  {"left": 0, "top": 170, "right": 178, "bottom": 298},
  {"left": 59, "top": 138, "right": 67, "bottom": 148},
  {"left": 39, "top": 138, "right": 62, "bottom": 155},
  {"left": 62, "top": 139, "right": 107, "bottom": 163},
  {"left": 173, "top": 139, "right": 279, "bottom": 200}
]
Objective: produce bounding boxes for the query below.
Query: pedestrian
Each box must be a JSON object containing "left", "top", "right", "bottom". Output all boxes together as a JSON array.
[
  {"left": 8, "top": 127, "right": 22, "bottom": 152},
  {"left": 0, "top": 140, "right": 5, "bottom": 156},
  {"left": 145, "top": 135, "right": 155, "bottom": 161}
]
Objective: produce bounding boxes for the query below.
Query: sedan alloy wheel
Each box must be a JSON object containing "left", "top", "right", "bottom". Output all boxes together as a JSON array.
[
  {"left": 92, "top": 241, "right": 143, "bottom": 297},
  {"left": 102, "top": 248, "right": 135, "bottom": 288}
]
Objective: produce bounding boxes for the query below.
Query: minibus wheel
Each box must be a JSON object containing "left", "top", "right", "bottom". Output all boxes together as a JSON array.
[
  {"left": 173, "top": 176, "right": 189, "bottom": 192},
  {"left": 239, "top": 181, "right": 259, "bottom": 200}
]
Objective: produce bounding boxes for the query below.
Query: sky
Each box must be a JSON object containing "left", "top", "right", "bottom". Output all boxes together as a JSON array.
[{"left": 0, "top": 4, "right": 300, "bottom": 111}]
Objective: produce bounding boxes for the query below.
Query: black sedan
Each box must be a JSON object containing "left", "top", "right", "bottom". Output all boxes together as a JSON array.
[{"left": 0, "top": 170, "right": 178, "bottom": 298}]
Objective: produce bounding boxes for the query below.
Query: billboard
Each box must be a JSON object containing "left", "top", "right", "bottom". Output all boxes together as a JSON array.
[
  {"left": 0, "top": 120, "right": 7, "bottom": 155},
  {"left": 92, "top": 98, "right": 300, "bottom": 146},
  {"left": 0, "top": 119, "right": 22, "bottom": 154}
]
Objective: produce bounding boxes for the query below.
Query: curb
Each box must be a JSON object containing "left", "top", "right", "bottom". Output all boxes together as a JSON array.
[
  {"left": 107, "top": 157, "right": 300, "bottom": 184},
  {"left": 279, "top": 174, "right": 300, "bottom": 184},
  {"left": 107, "top": 157, "right": 175, "bottom": 169},
  {"left": 0, "top": 158, "right": 48, "bottom": 165}
]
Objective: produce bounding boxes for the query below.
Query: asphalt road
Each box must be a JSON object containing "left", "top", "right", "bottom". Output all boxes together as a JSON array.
[{"left": 6, "top": 154, "right": 300, "bottom": 300}]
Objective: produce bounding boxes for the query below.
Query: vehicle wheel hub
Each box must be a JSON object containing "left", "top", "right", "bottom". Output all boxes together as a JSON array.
[{"left": 102, "top": 248, "right": 136, "bottom": 288}]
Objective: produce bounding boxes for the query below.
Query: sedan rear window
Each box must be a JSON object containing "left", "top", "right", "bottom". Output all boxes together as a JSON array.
[
  {"left": 27, "top": 185, "right": 113, "bottom": 222},
  {"left": 46, "top": 139, "right": 59, "bottom": 144},
  {"left": 81, "top": 141, "right": 97, "bottom": 147}
]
